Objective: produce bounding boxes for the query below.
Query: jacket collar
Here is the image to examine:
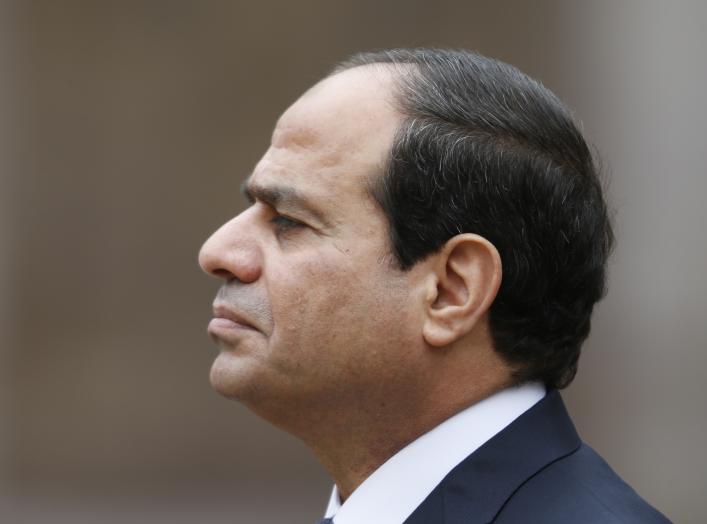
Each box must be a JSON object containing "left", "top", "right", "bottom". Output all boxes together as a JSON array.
[{"left": 404, "top": 390, "right": 581, "bottom": 524}]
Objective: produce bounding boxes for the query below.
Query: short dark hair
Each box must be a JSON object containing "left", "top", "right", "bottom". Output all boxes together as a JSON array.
[{"left": 335, "top": 48, "right": 614, "bottom": 389}]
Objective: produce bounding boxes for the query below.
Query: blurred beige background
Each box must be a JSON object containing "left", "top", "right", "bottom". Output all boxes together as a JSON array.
[{"left": 2, "top": 1, "right": 706, "bottom": 523}]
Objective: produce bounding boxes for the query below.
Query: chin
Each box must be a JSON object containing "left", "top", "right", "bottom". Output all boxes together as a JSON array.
[{"left": 209, "top": 354, "right": 249, "bottom": 400}]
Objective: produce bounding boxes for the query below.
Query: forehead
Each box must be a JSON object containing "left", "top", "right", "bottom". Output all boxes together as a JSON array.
[{"left": 249, "top": 66, "right": 401, "bottom": 209}]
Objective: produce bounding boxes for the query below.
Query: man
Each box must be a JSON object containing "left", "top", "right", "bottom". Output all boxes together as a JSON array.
[{"left": 199, "top": 49, "right": 670, "bottom": 523}]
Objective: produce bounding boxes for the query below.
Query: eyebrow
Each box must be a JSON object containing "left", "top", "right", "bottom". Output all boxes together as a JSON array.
[{"left": 240, "top": 177, "right": 330, "bottom": 227}]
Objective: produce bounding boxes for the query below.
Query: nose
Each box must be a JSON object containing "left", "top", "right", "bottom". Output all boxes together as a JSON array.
[{"left": 198, "top": 212, "right": 262, "bottom": 284}]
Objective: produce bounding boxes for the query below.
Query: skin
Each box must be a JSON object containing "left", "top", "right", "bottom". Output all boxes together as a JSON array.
[{"left": 198, "top": 66, "right": 512, "bottom": 501}]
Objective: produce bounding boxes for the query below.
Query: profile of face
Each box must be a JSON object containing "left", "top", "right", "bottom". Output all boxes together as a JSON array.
[{"left": 198, "top": 68, "right": 429, "bottom": 428}]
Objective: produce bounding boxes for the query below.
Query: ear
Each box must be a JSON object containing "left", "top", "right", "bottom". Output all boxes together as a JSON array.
[{"left": 422, "top": 234, "right": 502, "bottom": 347}]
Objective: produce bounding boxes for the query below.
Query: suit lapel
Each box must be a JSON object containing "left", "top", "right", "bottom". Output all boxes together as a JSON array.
[{"left": 403, "top": 390, "right": 581, "bottom": 524}]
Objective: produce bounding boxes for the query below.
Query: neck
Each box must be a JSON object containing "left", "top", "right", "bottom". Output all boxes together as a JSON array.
[
  {"left": 308, "top": 378, "right": 506, "bottom": 501},
  {"left": 243, "top": 339, "right": 512, "bottom": 501}
]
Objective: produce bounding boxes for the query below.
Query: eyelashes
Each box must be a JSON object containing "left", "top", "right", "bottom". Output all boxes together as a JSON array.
[{"left": 270, "top": 214, "right": 305, "bottom": 235}]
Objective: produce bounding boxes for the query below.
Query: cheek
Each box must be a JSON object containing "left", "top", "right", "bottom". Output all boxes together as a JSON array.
[
  {"left": 267, "top": 256, "right": 414, "bottom": 372},
  {"left": 269, "top": 261, "right": 361, "bottom": 345}
]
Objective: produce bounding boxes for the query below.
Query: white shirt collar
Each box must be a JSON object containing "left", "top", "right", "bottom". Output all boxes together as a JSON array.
[{"left": 323, "top": 382, "right": 545, "bottom": 524}]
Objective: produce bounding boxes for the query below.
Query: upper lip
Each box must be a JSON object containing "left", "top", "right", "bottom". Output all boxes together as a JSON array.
[{"left": 212, "top": 303, "right": 257, "bottom": 330}]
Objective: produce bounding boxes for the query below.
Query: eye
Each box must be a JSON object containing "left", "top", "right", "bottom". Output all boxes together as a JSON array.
[{"left": 270, "top": 214, "right": 304, "bottom": 235}]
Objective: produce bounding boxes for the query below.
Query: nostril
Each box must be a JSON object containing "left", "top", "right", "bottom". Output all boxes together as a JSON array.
[{"left": 212, "top": 268, "right": 233, "bottom": 280}]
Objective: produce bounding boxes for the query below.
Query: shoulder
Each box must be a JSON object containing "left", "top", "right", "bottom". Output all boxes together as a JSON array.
[
  {"left": 493, "top": 443, "right": 672, "bottom": 524},
  {"left": 404, "top": 391, "right": 672, "bottom": 524}
]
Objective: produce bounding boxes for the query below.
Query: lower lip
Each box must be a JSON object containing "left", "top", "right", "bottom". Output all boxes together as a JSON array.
[{"left": 208, "top": 317, "right": 255, "bottom": 334}]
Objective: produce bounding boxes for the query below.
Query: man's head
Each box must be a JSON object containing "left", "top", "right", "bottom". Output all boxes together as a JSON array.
[
  {"left": 336, "top": 48, "right": 614, "bottom": 389},
  {"left": 198, "top": 48, "right": 612, "bottom": 434},
  {"left": 198, "top": 66, "right": 443, "bottom": 434}
]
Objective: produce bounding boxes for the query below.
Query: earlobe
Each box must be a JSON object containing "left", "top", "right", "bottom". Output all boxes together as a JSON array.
[{"left": 422, "top": 234, "right": 502, "bottom": 348}]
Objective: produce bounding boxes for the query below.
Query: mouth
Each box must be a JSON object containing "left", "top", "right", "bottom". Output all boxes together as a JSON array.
[{"left": 208, "top": 303, "right": 258, "bottom": 339}]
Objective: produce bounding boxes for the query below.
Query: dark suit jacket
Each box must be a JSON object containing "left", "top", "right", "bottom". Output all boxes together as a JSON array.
[{"left": 403, "top": 390, "right": 671, "bottom": 523}]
